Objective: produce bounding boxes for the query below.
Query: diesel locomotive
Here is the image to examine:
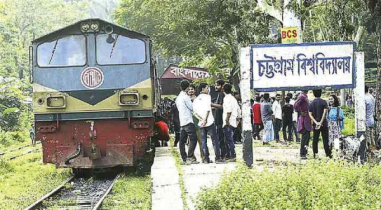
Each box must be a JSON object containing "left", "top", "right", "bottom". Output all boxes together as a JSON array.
[{"left": 31, "top": 19, "right": 160, "bottom": 175}]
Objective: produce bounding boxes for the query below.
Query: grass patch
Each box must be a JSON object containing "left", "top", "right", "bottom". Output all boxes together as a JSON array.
[
  {"left": 0, "top": 130, "right": 29, "bottom": 150},
  {"left": 169, "top": 138, "right": 189, "bottom": 210},
  {"left": 342, "top": 118, "right": 355, "bottom": 136},
  {"left": 100, "top": 172, "right": 151, "bottom": 210},
  {"left": 0, "top": 152, "right": 70, "bottom": 209},
  {"left": 196, "top": 160, "right": 381, "bottom": 209},
  {"left": 253, "top": 139, "right": 300, "bottom": 149},
  {"left": 256, "top": 116, "right": 356, "bottom": 150}
]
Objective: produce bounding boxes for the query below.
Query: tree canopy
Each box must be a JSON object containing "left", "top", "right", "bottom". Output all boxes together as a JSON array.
[
  {"left": 0, "top": 0, "right": 90, "bottom": 79},
  {"left": 115, "top": 0, "right": 279, "bottom": 84},
  {"left": 115, "top": 0, "right": 380, "bottom": 87}
]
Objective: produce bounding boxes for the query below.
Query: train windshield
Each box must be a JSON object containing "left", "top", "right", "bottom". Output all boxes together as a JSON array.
[
  {"left": 96, "top": 34, "right": 146, "bottom": 65},
  {"left": 37, "top": 35, "right": 86, "bottom": 67}
]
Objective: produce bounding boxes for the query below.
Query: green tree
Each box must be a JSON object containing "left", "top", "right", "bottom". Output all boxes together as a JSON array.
[
  {"left": 0, "top": 0, "right": 90, "bottom": 79},
  {"left": 0, "top": 77, "right": 30, "bottom": 131},
  {"left": 289, "top": 0, "right": 367, "bottom": 43},
  {"left": 115, "top": 0, "right": 278, "bottom": 87}
]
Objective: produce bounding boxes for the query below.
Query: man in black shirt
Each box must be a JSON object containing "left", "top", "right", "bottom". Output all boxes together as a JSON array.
[
  {"left": 282, "top": 97, "right": 294, "bottom": 142},
  {"left": 212, "top": 79, "right": 227, "bottom": 159},
  {"left": 309, "top": 89, "right": 331, "bottom": 158},
  {"left": 171, "top": 99, "right": 180, "bottom": 147}
]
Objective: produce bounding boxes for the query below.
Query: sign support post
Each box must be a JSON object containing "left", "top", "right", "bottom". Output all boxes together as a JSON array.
[
  {"left": 354, "top": 52, "right": 366, "bottom": 136},
  {"left": 240, "top": 47, "right": 253, "bottom": 167}
]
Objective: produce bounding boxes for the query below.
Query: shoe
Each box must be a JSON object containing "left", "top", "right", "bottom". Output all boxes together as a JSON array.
[
  {"left": 202, "top": 159, "right": 213, "bottom": 164},
  {"left": 227, "top": 158, "right": 236, "bottom": 162},
  {"left": 187, "top": 158, "right": 199, "bottom": 164},
  {"left": 263, "top": 142, "right": 269, "bottom": 145},
  {"left": 301, "top": 156, "right": 307, "bottom": 160},
  {"left": 215, "top": 159, "right": 227, "bottom": 164}
]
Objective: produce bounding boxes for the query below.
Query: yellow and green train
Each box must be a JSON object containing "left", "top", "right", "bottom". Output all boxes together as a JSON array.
[{"left": 31, "top": 19, "right": 160, "bottom": 174}]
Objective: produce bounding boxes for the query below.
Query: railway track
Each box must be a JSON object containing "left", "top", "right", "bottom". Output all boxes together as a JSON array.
[
  {"left": 25, "top": 173, "right": 120, "bottom": 210},
  {"left": 0, "top": 143, "right": 42, "bottom": 161}
]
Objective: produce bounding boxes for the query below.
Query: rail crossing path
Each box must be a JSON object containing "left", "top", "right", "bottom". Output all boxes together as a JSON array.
[{"left": 151, "top": 139, "right": 301, "bottom": 210}]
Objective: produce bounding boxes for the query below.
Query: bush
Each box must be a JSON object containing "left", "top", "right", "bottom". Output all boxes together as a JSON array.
[
  {"left": 341, "top": 105, "right": 355, "bottom": 119},
  {"left": 342, "top": 118, "right": 355, "bottom": 136},
  {"left": 196, "top": 161, "right": 381, "bottom": 210},
  {"left": 0, "top": 160, "right": 15, "bottom": 175},
  {"left": 0, "top": 128, "right": 27, "bottom": 147},
  {"left": 0, "top": 77, "right": 31, "bottom": 132}
]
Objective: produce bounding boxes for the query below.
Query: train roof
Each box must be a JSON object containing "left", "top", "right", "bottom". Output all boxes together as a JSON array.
[{"left": 32, "top": 18, "right": 149, "bottom": 43}]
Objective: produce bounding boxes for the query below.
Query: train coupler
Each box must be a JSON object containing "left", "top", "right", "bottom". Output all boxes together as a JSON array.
[{"left": 88, "top": 146, "right": 101, "bottom": 160}]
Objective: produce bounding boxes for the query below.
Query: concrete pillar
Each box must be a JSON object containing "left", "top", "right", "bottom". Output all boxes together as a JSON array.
[
  {"left": 340, "top": 89, "right": 345, "bottom": 107},
  {"left": 354, "top": 52, "right": 366, "bottom": 136},
  {"left": 240, "top": 47, "right": 253, "bottom": 167}
]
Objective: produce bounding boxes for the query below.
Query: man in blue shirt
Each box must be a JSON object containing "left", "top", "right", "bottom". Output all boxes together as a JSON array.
[{"left": 175, "top": 80, "right": 199, "bottom": 164}]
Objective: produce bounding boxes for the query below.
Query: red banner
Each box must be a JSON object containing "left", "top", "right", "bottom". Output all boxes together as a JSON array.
[{"left": 160, "top": 64, "right": 209, "bottom": 80}]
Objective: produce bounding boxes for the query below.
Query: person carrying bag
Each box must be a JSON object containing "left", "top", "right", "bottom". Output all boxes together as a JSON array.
[{"left": 327, "top": 94, "right": 345, "bottom": 151}]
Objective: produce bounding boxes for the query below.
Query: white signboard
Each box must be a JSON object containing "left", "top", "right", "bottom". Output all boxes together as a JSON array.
[{"left": 251, "top": 42, "right": 356, "bottom": 91}]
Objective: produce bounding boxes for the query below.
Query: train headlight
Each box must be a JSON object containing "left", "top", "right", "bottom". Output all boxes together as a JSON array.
[
  {"left": 90, "top": 21, "right": 100, "bottom": 31},
  {"left": 47, "top": 95, "right": 66, "bottom": 108},
  {"left": 119, "top": 91, "right": 139, "bottom": 106},
  {"left": 80, "top": 22, "right": 90, "bottom": 32}
]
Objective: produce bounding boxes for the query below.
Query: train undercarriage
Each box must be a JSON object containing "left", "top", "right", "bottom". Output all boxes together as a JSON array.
[{"left": 36, "top": 118, "right": 156, "bottom": 175}]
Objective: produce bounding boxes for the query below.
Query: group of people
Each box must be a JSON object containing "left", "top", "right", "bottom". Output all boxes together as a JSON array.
[
  {"left": 253, "top": 86, "right": 378, "bottom": 159},
  {"left": 162, "top": 80, "right": 378, "bottom": 162},
  {"left": 172, "top": 79, "right": 241, "bottom": 164},
  {"left": 253, "top": 90, "right": 346, "bottom": 159},
  {"left": 252, "top": 93, "right": 300, "bottom": 144}
]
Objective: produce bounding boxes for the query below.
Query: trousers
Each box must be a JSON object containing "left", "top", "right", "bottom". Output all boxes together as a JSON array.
[
  {"left": 312, "top": 126, "right": 332, "bottom": 158},
  {"left": 200, "top": 123, "right": 221, "bottom": 161},
  {"left": 179, "top": 123, "right": 198, "bottom": 162},
  {"left": 273, "top": 119, "right": 282, "bottom": 141},
  {"left": 223, "top": 125, "right": 236, "bottom": 159},
  {"left": 300, "top": 129, "right": 310, "bottom": 157}
]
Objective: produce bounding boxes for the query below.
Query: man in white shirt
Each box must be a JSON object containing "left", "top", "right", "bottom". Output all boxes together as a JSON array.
[
  {"left": 272, "top": 94, "right": 282, "bottom": 142},
  {"left": 175, "top": 80, "right": 199, "bottom": 164},
  {"left": 222, "top": 83, "right": 241, "bottom": 162},
  {"left": 193, "top": 83, "right": 224, "bottom": 164}
]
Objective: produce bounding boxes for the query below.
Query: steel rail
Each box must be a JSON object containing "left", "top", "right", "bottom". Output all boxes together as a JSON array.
[
  {"left": 0, "top": 142, "right": 41, "bottom": 158},
  {"left": 24, "top": 176, "right": 75, "bottom": 210},
  {"left": 3, "top": 148, "right": 41, "bottom": 161},
  {"left": 92, "top": 173, "right": 121, "bottom": 210}
]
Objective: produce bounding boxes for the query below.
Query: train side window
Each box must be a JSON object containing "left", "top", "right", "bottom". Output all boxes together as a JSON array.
[
  {"left": 96, "top": 34, "right": 146, "bottom": 65},
  {"left": 37, "top": 35, "right": 86, "bottom": 67}
]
